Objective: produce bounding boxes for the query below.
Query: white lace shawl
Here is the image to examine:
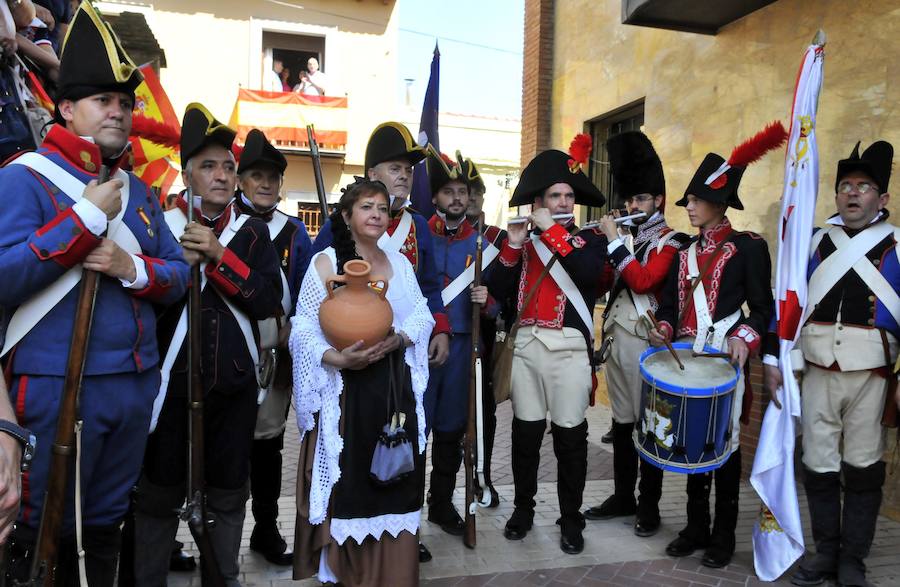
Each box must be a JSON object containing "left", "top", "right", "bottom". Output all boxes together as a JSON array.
[{"left": 290, "top": 247, "right": 434, "bottom": 535}]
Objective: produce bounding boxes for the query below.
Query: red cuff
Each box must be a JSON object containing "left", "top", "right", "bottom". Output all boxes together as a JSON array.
[
  {"left": 540, "top": 223, "right": 574, "bottom": 257},
  {"left": 205, "top": 248, "right": 250, "bottom": 297},
  {"left": 498, "top": 242, "right": 523, "bottom": 267},
  {"left": 29, "top": 208, "right": 101, "bottom": 268},
  {"left": 730, "top": 324, "right": 761, "bottom": 354},
  {"left": 431, "top": 313, "right": 451, "bottom": 337},
  {"left": 132, "top": 255, "right": 173, "bottom": 301}
]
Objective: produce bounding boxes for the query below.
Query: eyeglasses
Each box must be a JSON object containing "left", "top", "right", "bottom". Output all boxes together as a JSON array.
[
  {"left": 837, "top": 181, "right": 880, "bottom": 195},
  {"left": 623, "top": 194, "right": 656, "bottom": 204}
]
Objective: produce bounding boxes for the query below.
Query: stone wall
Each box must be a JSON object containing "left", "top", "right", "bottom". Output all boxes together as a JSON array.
[{"left": 548, "top": 0, "right": 900, "bottom": 520}]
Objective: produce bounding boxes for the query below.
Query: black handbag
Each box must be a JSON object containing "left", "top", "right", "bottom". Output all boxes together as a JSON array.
[{"left": 369, "top": 350, "right": 415, "bottom": 485}]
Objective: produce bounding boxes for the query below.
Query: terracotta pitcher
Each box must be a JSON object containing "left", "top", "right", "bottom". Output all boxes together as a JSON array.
[{"left": 319, "top": 259, "right": 393, "bottom": 350}]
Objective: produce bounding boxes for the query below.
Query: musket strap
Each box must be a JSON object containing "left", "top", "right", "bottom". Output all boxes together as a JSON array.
[{"left": 75, "top": 419, "right": 88, "bottom": 587}]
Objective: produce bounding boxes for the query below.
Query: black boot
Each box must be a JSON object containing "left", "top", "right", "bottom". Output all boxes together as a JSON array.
[
  {"left": 635, "top": 457, "right": 663, "bottom": 536},
  {"left": 837, "top": 461, "right": 884, "bottom": 587},
  {"left": 666, "top": 471, "right": 712, "bottom": 557},
  {"left": 702, "top": 451, "right": 741, "bottom": 568},
  {"left": 584, "top": 421, "right": 637, "bottom": 520},
  {"left": 504, "top": 418, "right": 545, "bottom": 540},
  {"left": 791, "top": 468, "right": 841, "bottom": 586},
  {"left": 250, "top": 434, "right": 293, "bottom": 565},
  {"left": 427, "top": 428, "right": 466, "bottom": 535},
  {"left": 81, "top": 524, "right": 123, "bottom": 587},
  {"left": 553, "top": 421, "right": 588, "bottom": 555}
]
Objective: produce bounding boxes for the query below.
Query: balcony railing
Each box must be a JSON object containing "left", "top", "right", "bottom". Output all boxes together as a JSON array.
[{"left": 228, "top": 88, "right": 347, "bottom": 153}]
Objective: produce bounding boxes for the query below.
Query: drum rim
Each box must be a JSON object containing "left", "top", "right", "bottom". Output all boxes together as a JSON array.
[{"left": 639, "top": 342, "right": 739, "bottom": 397}]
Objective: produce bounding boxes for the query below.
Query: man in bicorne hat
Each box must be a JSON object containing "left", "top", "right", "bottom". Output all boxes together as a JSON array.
[
  {"left": 649, "top": 137, "right": 775, "bottom": 568},
  {"left": 423, "top": 149, "right": 498, "bottom": 538},
  {"left": 486, "top": 146, "right": 607, "bottom": 555},
  {"left": 0, "top": 2, "right": 189, "bottom": 583},
  {"left": 234, "top": 129, "right": 312, "bottom": 566},
  {"left": 764, "top": 141, "right": 899, "bottom": 587},
  {"left": 582, "top": 131, "right": 688, "bottom": 537},
  {"left": 132, "top": 104, "right": 282, "bottom": 586}
]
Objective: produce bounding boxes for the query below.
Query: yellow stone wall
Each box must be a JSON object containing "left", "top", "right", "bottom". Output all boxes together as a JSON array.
[{"left": 551, "top": 0, "right": 900, "bottom": 243}]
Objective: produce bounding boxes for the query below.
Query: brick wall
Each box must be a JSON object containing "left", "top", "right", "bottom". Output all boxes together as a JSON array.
[{"left": 520, "top": 0, "right": 554, "bottom": 167}]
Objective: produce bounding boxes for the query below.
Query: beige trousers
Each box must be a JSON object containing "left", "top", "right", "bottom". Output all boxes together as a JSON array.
[
  {"left": 510, "top": 325, "right": 592, "bottom": 428},
  {"left": 605, "top": 321, "right": 649, "bottom": 424},
  {"left": 801, "top": 364, "right": 887, "bottom": 473}
]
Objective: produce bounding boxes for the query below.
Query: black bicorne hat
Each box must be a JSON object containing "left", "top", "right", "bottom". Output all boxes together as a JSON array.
[
  {"left": 679, "top": 153, "right": 746, "bottom": 210},
  {"left": 237, "top": 129, "right": 287, "bottom": 175},
  {"left": 55, "top": 1, "right": 143, "bottom": 110},
  {"left": 509, "top": 149, "right": 605, "bottom": 207},
  {"left": 426, "top": 147, "right": 465, "bottom": 195},
  {"left": 456, "top": 152, "right": 485, "bottom": 193},
  {"left": 606, "top": 131, "right": 665, "bottom": 201},
  {"left": 180, "top": 103, "right": 237, "bottom": 167},
  {"left": 836, "top": 141, "right": 893, "bottom": 194},
  {"left": 364, "top": 122, "right": 426, "bottom": 171},
  {"left": 677, "top": 121, "right": 789, "bottom": 211}
]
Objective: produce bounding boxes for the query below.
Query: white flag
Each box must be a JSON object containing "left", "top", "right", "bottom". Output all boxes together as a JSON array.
[{"left": 750, "top": 37, "right": 825, "bottom": 581}]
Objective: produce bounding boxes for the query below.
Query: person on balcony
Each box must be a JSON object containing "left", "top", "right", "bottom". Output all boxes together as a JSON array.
[
  {"left": 294, "top": 57, "right": 327, "bottom": 96},
  {"left": 264, "top": 58, "right": 284, "bottom": 93}
]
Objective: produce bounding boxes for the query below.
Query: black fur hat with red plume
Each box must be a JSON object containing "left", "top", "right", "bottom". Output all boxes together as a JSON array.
[
  {"left": 606, "top": 131, "right": 666, "bottom": 208},
  {"left": 678, "top": 121, "right": 788, "bottom": 210}
]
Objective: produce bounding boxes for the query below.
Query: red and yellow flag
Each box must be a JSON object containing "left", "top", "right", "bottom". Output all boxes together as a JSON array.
[
  {"left": 131, "top": 64, "right": 181, "bottom": 197},
  {"left": 228, "top": 89, "right": 348, "bottom": 150}
]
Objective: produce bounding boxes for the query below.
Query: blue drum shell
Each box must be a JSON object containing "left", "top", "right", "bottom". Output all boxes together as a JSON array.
[{"left": 636, "top": 342, "right": 739, "bottom": 475}]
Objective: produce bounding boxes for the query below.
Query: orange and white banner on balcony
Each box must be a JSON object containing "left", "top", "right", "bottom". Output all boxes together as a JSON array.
[{"left": 228, "top": 89, "right": 348, "bottom": 150}]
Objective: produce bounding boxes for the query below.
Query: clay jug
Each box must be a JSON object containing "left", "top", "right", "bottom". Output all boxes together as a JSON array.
[{"left": 319, "top": 259, "right": 393, "bottom": 350}]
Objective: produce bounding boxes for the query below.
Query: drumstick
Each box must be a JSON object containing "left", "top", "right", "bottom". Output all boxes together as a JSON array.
[
  {"left": 692, "top": 352, "right": 731, "bottom": 359},
  {"left": 645, "top": 310, "right": 685, "bottom": 371}
]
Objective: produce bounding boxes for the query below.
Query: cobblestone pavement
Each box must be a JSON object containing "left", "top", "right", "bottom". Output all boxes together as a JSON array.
[{"left": 166, "top": 398, "right": 900, "bottom": 586}]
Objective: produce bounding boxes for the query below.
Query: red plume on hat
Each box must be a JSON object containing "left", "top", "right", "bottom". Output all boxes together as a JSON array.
[
  {"left": 130, "top": 114, "right": 180, "bottom": 149},
  {"left": 706, "top": 121, "right": 789, "bottom": 189},
  {"left": 567, "top": 133, "right": 592, "bottom": 173}
]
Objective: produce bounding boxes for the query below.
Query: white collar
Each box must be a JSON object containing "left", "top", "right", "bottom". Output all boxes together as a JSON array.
[{"left": 826, "top": 210, "right": 885, "bottom": 227}]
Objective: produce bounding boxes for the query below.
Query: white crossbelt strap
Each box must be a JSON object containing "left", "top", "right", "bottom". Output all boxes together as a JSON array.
[
  {"left": 623, "top": 235, "right": 653, "bottom": 322},
  {"left": 687, "top": 242, "right": 740, "bottom": 353},
  {"left": 2, "top": 153, "right": 140, "bottom": 357},
  {"left": 150, "top": 209, "right": 255, "bottom": 432},
  {"left": 809, "top": 225, "right": 900, "bottom": 326},
  {"left": 377, "top": 209, "right": 413, "bottom": 253},
  {"left": 265, "top": 212, "right": 293, "bottom": 315},
  {"left": 806, "top": 223, "right": 896, "bottom": 324},
  {"left": 531, "top": 236, "right": 594, "bottom": 338},
  {"left": 440, "top": 242, "right": 500, "bottom": 306}
]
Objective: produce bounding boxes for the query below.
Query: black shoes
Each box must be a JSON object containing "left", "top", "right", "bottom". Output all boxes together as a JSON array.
[
  {"left": 665, "top": 532, "right": 709, "bottom": 557},
  {"left": 169, "top": 542, "right": 196, "bottom": 572},
  {"left": 790, "top": 566, "right": 833, "bottom": 586},
  {"left": 479, "top": 483, "right": 500, "bottom": 508},
  {"left": 583, "top": 494, "right": 637, "bottom": 520},
  {"left": 560, "top": 529, "right": 584, "bottom": 554},
  {"left": 418, "top": 542, "right": 433, "bottom": 563},
  {"left": 633, "top": 515, "right": 660, "bottom": 537},
  {"left": 503, "top": 509, "right": 534, "bottom": 541},
  {"left": 428, "top": 504, "right": 466, "bottom": 536},
  {"left": 701, "top": 542, "right": 734, "bottom": 568},
  {"left": 249, "top": 523, "right": 294, "bottom": 566},
  {"left": 600, "top": 426, "right": 614, "bottom": 444}
]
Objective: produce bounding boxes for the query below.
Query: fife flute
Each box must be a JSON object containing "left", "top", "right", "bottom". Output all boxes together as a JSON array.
[
  {"left": 582, "top": 211, "right": 647, "bottom": 229},
  {"left": 507, "top": 213, "right": 574, "bottom": 225}
]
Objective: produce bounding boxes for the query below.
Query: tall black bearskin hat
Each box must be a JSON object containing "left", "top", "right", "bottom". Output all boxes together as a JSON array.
[
  {"left": 55, "top": 1, "right": 143, "bottom": 118},
  {"left": 237, "top": 129, "right": 287, "bottom": 175},
  {"left": 510, "top": 134, "right": 605, "bottom": 207},
  {"left": 677, "top": 121, "right": 788, "bottom": 211},
  {"left": 364, "top": 122, "right": 426, "bottom": 171},
  {"left": 180, "top": 103, "right": 237, "bottom": 167},
  {"left": 606, "top": 131, "right": 665, "bottom": 208},
  {"left": 426, "top": 147, "right": 466, "bottom": 195},
  {"left": 836, "top": 141, "right": 893, "bottom": 194},
  {"left": 456, "top": 152, "right": 485, "bottom": 194}
]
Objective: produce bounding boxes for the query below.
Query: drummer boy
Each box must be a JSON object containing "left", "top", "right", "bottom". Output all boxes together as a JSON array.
[{"left": 649, "top": 134, "right": 775, "bottom": 569}]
